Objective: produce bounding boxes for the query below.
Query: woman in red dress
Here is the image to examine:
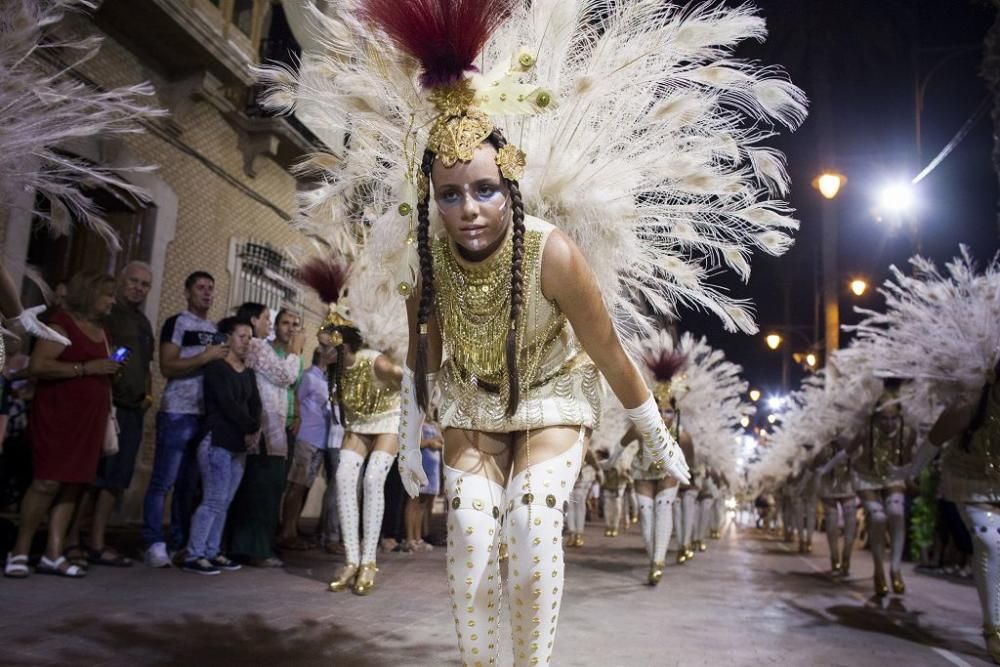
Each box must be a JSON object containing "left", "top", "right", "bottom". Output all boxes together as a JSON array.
[{"left": 4, "top": 272, "right": 120, "bottom": 578}]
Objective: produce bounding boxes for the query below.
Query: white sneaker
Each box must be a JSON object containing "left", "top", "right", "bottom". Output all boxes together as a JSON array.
[{"left": 144, "top": 542, "right": 171, "bottom": 568}]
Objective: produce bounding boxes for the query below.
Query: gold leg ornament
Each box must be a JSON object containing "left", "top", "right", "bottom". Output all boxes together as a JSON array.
[
  {"left": 891, "top": 569, "right": 905, "bottom": 595},
  {"left": 648, "top": 561, "right": 665, "bottom": 586}
]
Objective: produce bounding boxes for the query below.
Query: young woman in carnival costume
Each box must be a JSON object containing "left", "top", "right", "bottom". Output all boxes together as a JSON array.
[
  {"left": 815, "top": 438, "right": 858, "bottom": 577},
  {"left": 259, "top": 0, "right": 804, "bottom": 661},
  {"left": 564, "top": 445, "right": 603, "bottom": 548},
  {"left": 627, "top": 344, "right": 689, "bottom": 582},
  {"left": 299, "top": 259, "right": 405, "bottom": 596},
  {"left": 850, "top": 251, "right": 1000, "bottom": 663}
]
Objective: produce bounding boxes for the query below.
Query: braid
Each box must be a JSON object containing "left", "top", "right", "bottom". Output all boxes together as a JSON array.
[
  {"left": 414, "top": 148, "right": 436, "bottom": 413},
  {"left": 334, "top": 345, "right": 346, "bottom": 426},
  {"left": 487, "top": 129, "right": 526, "bottom": 417}
]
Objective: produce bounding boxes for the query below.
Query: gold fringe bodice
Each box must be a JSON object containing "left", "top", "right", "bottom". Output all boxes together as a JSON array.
[
  {"left": 432, "top": 216, "right": 602, "bottom": 432},
  {"left": 945, "top": 384, "right": 1000, "bottom": 484},
  {"left": 340, "top": 349, "right": 400, "bottom": 434}
]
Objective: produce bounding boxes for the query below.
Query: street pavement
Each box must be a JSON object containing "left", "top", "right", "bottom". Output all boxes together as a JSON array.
[{"left": 1, "top": 516, "right": 993, "bottom": 666}]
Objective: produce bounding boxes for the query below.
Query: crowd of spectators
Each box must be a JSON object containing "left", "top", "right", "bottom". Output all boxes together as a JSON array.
[{"left": 1, "top": 267, "right": 446, "bottom": 579}]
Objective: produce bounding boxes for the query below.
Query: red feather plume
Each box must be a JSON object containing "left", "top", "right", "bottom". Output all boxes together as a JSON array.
[
  {"left": 358, "top": 0, "right": 517, "bottom": 88},
  {"left": 643, "top": 349, "right": 687, "bottom": 383},
  {"left": 297, "top": 256, "right": 350, "bottom": 305}
]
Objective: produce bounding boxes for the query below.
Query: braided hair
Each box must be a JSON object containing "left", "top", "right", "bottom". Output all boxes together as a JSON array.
[
  {"left": 327, "top": 326, "right": 364, "bottom": 426},
  {"left": 413, "top": 128, "right": 526, "bottom": 417}
]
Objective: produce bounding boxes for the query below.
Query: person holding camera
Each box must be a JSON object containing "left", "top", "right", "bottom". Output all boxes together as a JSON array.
[
  {"left": 142, "top": 271, "right": 227, "bottom": 568},
  {"left": 4, "top": 272, "right": 120, "bottom": 578}
]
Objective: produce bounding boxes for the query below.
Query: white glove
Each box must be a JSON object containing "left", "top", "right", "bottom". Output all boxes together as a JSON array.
[
  {"left": 5, "top": 305, "right": 71, "bottom": 347},
  {"left": 398, "top": 367, "right": 433, "bottom": 498},
  {"left": 625, "top": 394, "right": 690, "bottom": 484}
]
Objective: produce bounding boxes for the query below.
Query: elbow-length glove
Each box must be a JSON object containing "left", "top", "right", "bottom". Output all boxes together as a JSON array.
[
  {"left": 625, "top": 394, "right": 691, "bottom": 484},
  {"left": 398, "top": 367, "right": 433, "bottom": 498}
]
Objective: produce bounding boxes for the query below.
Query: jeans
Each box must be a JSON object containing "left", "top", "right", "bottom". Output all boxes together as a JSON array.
[
  {"left": 142, "top": 412, "right": 204, "bottom": 548},
  {"left": 187, "top": 438, "right": 246, "bottom": 560},
  {"left": 320, "top": 448, "right": 340, "bottom": 542},
  {"left": 95, "top": 405, "right": 146, "bottom": 490}
]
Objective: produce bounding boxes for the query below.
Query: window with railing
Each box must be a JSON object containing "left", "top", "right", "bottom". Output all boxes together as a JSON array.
[
  {"left": 226, "top": 238, "right": 302, "bottom": 316},
  {"left": 190, "top": 0, "right": 270, "bottom": 60}
]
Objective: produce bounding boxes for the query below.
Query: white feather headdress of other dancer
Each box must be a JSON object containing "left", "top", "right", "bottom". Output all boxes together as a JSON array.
[
  {"left": 257, "top": 0, "right": 807, "bottom": 344},
  {"left": 640, "top": 330, "right": 749, "bottom": 469},
  {"left": 1, "top": 0, "right": 164, "bottom": 248},
  {"left": 848, "top": 247, "right": 1000, "bottom": 423}
]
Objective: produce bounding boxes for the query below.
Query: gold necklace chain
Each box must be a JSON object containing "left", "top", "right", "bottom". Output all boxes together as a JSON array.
[{"left": 433, "top": 233, "right": 514, "bottom": 387}]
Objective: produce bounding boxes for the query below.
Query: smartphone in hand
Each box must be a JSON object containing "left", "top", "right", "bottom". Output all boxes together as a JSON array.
[{"left": 110, "top": 346, "right": 131, "bottom": 363}]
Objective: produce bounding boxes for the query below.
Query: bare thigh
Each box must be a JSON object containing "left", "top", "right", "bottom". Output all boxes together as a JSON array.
[
  {"left": 342, "top": 432, "right": 374, "bottom": 458},
  {"left": 371, "top": 433, "right": 399, "bottom": 456},
  {"left": 511, "top": 426, "right": 589, "bottom": 478},
  {"left": 444, "top": 429, "right": 514, "bottom": 487},
  {"left": 635, "top": 478, "right": 677, "bottom": 498},
  {"left": 858, "top": 490, "right": 881, "bottom": 505}
]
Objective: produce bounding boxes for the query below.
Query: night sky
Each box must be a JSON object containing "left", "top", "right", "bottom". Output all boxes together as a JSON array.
[{"left": 682, "top": 0, "right": 999, "bottom": 402}]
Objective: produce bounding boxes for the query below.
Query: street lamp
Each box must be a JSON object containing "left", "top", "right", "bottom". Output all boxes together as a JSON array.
[
  {"left": 740, "top": 415, "right": 750, "bottom": 429},
  {"left": 765, "top": 333, "right": 783, "bottom": 350},
  {"left": 805, "top": 352, "right": 818, "bottom": 368},
  {"left": 767, "top": 414, "right": 777, "bottom": 424},
  {"left": 813, "top": 172, "right": 846, "bottom": 200},
  {"left": 749, "top": 389, "right": 761, "bottom": 402},
  {"left": 850, "top": 279, "right": 868, "bottom": 297},
  {"left": 877, "top": 182, "right": 916, "bottom": 217}
]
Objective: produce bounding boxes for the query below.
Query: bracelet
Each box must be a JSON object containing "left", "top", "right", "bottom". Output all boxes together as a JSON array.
[{"left": 73, "top": 363, "right": 84, "bottom": 377}]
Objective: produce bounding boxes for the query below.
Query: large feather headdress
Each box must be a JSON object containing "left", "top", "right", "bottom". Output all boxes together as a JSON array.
[{"left": 257, "top": 0, "right": 807, "bottom": 346}]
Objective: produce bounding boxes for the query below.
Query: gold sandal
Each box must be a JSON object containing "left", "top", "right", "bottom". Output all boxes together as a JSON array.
[
  {"left": 873, "top": 569, "right": 889, "bottom": 598},
  {"left": 328, "top": 562, "right": 358, "bottom": 592},
  {"left": 648, "top": 561, "right": 665, "bottom": 585},
  {"left": 352, "top": 562, "right": 378, "bottom": 596},
  {"left": 983, "top": 624, "right": 1000, "bottom": 665}
]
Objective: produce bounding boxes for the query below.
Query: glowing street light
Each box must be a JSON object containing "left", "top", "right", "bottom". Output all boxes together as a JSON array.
[
  {"left": 805, "top": 352, "right": 818, "bottom": 368},
  {"left": 749, "top": 389, "right": 761, "bottom": 402},
  {"left": 877, "top": 182, "right": 916, "bottom": 215},
  {"left": 765, "top": 333, "right": 783, "bottom": 350},
  {"left": 813, "top": 172, "right": 846, "bottom": 200},
  {"left": 767, "top": 396, "right": 785, "bottom": 411},
  {"left": 767, "top": 414, "right": 777, "bottom": 424},
  {"left": 740, "top": 415, "right": 750, "bottom": 428},
  {"left": 850, "top": 279, "right": 868, "bottom": 297}
]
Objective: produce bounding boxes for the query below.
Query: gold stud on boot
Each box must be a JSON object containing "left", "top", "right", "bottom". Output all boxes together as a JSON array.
[
  {"left": 499, "top": 542, "right": 509, "bottom": 562},
  {"left": 328, "top": 562, "right": 359, "bottom": 592},
  {"left": 648, "top": 561, "right": 665, "bottom": 586},
  {"left": 352, "top": 562, "right": 378, "bottom": 596},
  {"left": 891, "top": 570, "right": 905, "bottom": 595},
  {"left": 873, "top": 569, "right": 889, "bottom": 598}
]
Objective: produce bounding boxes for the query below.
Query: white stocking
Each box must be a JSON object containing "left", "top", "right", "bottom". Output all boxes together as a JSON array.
[
  {"left": 672, "top": 497, "right": 683, "bottom": 549},
  {"left": 959, "top": 504, "right": 1000, "bottom": 630},
  {"left": 335, "top": 449, "right": 364, "bottom": 565},
  {"left": 603, "top": 490, "right": 623, "bottom": 532},
  {"left": 804, "top": 498, "right": 816, "bottom": 544},
  {"left": 842, "top": 498, "right": 858, "bottom": 565},
  {"left": 863, "top": 498, "right": 888, "bottom": 576},
  {"left": 637, "top": 494, "right": 654, "bottom": 559},
  {"left": 698, "top": 498, "right": 713, "bottom": 543},
  {"left": 682, "top": 490, "right": 698, "bottom": 548},
  {"left": 361, "top": 450, "right": 395, "bottom": 565},
  {"left": 885, "top": 491, "right": 906, "bottom": 573},
  {"left": 568, "top": 478, "right": 589, "bottom": 535},
  {"left": 654, "top": 486, "right": 678, "bottom": 564},
  {"left": 823, "top": 500, "right": 841, "bottom": 566},
  {"left": 712, "top": 498, "right": 724, "bottom": 534},
  {"left": 507, "top": 440, "right": 582, "bottom": 667},
  {"left": 445, "top": 466, "right": 505, "bottom": 666}
]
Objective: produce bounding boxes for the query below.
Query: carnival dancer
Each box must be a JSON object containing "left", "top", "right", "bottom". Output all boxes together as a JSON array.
[
  {"left": 816, "top": 441, "right": 857, "bottom": 576},
  {"left": 850, "top": 253, "right": 1000, "bottom": 662},
  {"left": 846, "top": 379, "right": 915, "bottom": 597},
  {"left": 710, "top": 470, "right": 731, "bottom": 539},
  {"left": 794, "top": 448, "right": 819, "bottom": 554},
  {"left": 629, "top": 350, "right": 690, "bottom": 583},
  {"left": 695, "top": 465, "right": 720, "bottom": 553},
  {"left": 600, "top": 435, "right": 639, "bottom": 538},
  {"left": 261, "top": 0, "right": 804, "bottom": 661},
  {"left": 565, "top": 448, "right": 603, "bottom": 547}
]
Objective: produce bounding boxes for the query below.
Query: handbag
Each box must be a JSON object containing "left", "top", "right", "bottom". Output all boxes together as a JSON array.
[{"left": 102, "top": 338, "right": 120, "bottom": 457}]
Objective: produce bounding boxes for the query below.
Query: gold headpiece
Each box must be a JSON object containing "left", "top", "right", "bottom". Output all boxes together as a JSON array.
[
  {"left": 320, "top": 304, "right": 355, "bottom": 347},
  {"left": 653, "top": 381, "right": 675, "bottom": 408},
  {"left": 421, "top": 54, "right": 553, "bottom": 183}
]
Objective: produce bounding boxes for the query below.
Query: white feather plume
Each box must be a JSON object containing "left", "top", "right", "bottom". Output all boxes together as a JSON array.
[
  {"left": 257, "top": 0, "right": 806, "bottom": 345},
  {"left": 0, "top": 0, "right": 164, "bottom": 248}
]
